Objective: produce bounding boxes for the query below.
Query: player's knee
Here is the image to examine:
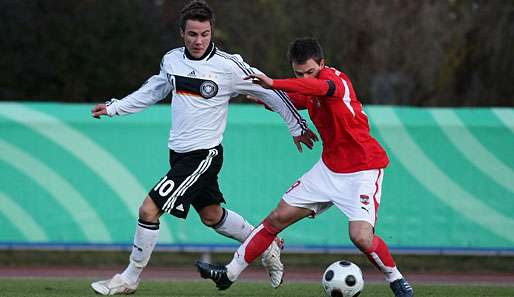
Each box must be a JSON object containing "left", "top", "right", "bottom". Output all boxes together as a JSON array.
[
  {"left": 138, "top": 204, "right": 159, "bottom": 222},
  {"left": 201, "top": 215, "right": 219, "bottom": 226},
  {"left": 350, "top": 233, "right": 373, "bottom": 251},
  {"left": 200, "top": 206, "right": 223, "bottom": 227},
  {"left": 266, "top": 209, "right": 287, "bottom": 230}
]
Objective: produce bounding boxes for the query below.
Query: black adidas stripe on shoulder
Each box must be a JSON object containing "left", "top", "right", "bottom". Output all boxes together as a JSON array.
[
  {"left": 216, "top": 51, "right": 307, "bottom": 131},
  {"left": 215, "top": 51, "right": 252, "bottom": 76}
]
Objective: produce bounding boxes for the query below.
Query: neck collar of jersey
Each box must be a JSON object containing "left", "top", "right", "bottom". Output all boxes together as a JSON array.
[
  {"left": 315, "top": 66, "right": 330, "bottom": 78},
  {"left": 184, "top": 42, "right": 216, "bottom": 61}
]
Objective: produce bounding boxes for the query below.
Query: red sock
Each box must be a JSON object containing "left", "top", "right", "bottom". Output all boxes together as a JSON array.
[
  {"left": 365, "top": 235, "right": 396, "bottom": 272},
  {"left": 243, "top": 219, "right": 279, "bottom": 263}
]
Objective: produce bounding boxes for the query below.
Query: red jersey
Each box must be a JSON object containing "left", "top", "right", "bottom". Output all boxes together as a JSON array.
[{"left": 273, "top": 66, "right": 389, "bottom": 173}]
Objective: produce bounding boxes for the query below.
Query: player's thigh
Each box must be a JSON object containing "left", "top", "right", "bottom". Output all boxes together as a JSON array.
[
  {"left": 139, "top": 196, "right": 162, "bottom": 221},
  {"left": 267, "top": 199, "right": 312, "bottom": 230},
  {"left": 149, "top": 146, "right": 222, "bottom": 219},
  {"left": 191, "top": 178, "right": 225, "bottom": 214},
  {"left": 332, "top": 169, "right": 384, "bottom": 227},
  {"left": 282, "top": 160, "right": 335, "bottom": 216}
]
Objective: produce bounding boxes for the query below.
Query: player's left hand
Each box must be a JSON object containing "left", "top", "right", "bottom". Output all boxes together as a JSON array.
[
  {"left": 91, "top": 103, "right": 108, "bottom": 119},
  {"left": 293, "top": 129, "right": 319, "bottom": 153},
  {"left": 244, "top": 74, "right": 274, "bottom": 89}
]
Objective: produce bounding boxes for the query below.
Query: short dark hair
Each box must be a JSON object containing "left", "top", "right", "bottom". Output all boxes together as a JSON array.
[
  {"left": 288, "top": 38, "right": 324, "bottom": 65},
  {"left": 178, "top": 0, "right": 215, "bottom": 31}
]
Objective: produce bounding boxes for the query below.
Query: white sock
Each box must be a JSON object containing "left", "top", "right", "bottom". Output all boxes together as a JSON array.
[
  {"left": 225, "top": 223, "right": 268, "bottom": 281},
  {"left": 213, "top": 208, "right": 254, "bottom": 242},
  {"left": 226, "top": 242, "right": 250, "bottom": 281},
  {"left": 368, "top": 250, "right": 403, "bottom": 282},
  {"left": 121, "top": 262, "right": 141, "bottom": 285},
  {"left": 121, "top": 219, "right": 159, "bottom": 285},
  {"left": 385, "top": 266, "right": 403, "bottom": 283}
]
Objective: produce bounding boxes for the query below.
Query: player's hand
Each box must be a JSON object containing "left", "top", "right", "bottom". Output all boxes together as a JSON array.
[
  {"left": 91, "top": 103, "right": 108, "bottom": 119},
  {"left": 244, "top": 74, "right": 274, "bottom": 89},
  {"left": 293, "top": 129, "right": 319, "bottom": 153}
]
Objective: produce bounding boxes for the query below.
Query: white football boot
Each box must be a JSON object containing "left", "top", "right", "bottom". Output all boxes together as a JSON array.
[
  {"left": 90, "top": 274, "right": 139, "bottom": 295},
  {"left": 261, "top": 237, "right": 285, "bottom": 288}
]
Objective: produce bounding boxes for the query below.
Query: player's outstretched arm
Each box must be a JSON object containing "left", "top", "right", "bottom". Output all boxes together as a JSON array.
[
  {"left": 249, "top": 70, "right": 342, "bottom": 98},
  {"left": 229, "top": 55, "right": 314, "bottom": 147},
  {"left": 91, "top": 103, "right": 109, "bottom": 119},
  {"left": 93, "top": 55, "right": 174, "bottom": 119},
  {"left": 244, "top": 77, "right": 317, "bottom": 152}
]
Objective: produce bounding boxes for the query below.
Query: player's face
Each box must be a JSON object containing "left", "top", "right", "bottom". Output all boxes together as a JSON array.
[
  {"left": 292, "top": 58, "right": 325, "bottom": 79},
  {"left": 181, "top": 20, "right": 212, "bottom": 58}
]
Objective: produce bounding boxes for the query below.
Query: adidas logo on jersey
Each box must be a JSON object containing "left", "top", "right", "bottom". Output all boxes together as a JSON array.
[{"left": 187, "top": 70, "right": 196, "bottom": 78}]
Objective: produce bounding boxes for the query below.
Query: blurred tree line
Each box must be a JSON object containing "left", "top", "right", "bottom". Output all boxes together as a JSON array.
[{"left": 1, "top": 0, "right": 512, "bottom": 106}]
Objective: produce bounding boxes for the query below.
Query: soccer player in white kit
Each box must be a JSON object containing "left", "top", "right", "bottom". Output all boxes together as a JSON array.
[
  {"left": 89, "top": 1, "right": 317, "bottom": 295},
  {"left": 196, "top": 38, "right": 414, "bottom": 297}
]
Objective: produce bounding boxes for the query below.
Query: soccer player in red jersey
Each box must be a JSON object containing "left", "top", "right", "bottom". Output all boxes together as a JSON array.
[{"left": 196, "top": 38, "right": 413, "bottom": 297}]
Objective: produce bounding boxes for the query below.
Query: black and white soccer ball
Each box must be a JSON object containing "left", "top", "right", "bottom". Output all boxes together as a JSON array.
[{"left": 322, "top": 261, "right": 364, "bottom": 297}]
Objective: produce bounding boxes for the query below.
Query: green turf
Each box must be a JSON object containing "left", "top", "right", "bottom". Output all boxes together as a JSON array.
[{"left": 1, "top": 279, "right": 514, "bottom": 297}]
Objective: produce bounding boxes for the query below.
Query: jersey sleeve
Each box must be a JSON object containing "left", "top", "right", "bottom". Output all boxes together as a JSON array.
[
  {"left": 228, "top": 55, "right": 309, "bottom": 136},
  {"left": 286, "top": 93, "right": 311, "bottom": 110},
  {"left": 251, "top": 93, "right": 308, "bottom": 111},
  {"left": 272, "top": 70, "right": 343, "bottom": 98},
  {"left": 106, "top": 58, "right": 174, "bottom": 116}
]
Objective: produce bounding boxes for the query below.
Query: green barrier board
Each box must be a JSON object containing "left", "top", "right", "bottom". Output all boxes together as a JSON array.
[{"left": 1, "top": 102, "right": 513, "bottom": 252}]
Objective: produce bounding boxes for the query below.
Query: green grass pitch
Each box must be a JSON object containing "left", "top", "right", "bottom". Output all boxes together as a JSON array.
[{"left": 1, "top": 278, "right": 514, "bottom": 297}]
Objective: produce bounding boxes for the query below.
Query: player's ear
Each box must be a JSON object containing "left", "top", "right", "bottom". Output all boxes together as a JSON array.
[
  {"left": 180, "top": 29, "right": 185, "bottom": 38},
  {"left": 319, "top": 59, "right": 325, "bottom": 68}
]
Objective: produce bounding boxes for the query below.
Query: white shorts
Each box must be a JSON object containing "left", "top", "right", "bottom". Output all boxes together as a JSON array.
[{"left": 282, "top": 159, "right": 384, "bottom": 227}]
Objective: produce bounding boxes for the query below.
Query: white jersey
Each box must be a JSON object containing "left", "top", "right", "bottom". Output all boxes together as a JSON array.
[{"left": 106, "top": 43, "right": 308, "bottom": 153}]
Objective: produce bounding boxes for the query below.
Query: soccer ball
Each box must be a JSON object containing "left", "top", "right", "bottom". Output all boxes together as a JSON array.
[{"left": 322, "top": 261, "right": 364, "bottom": 297}]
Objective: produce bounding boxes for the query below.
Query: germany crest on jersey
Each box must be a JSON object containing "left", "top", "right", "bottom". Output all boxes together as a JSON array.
[{"left": 174, "top": 75, "right": 219, "bottom": 99}]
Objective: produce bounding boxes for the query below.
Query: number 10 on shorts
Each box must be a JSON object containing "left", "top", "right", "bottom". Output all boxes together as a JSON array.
[{"left": 154, "top": 175, "right": 175, "bottom": 197}]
